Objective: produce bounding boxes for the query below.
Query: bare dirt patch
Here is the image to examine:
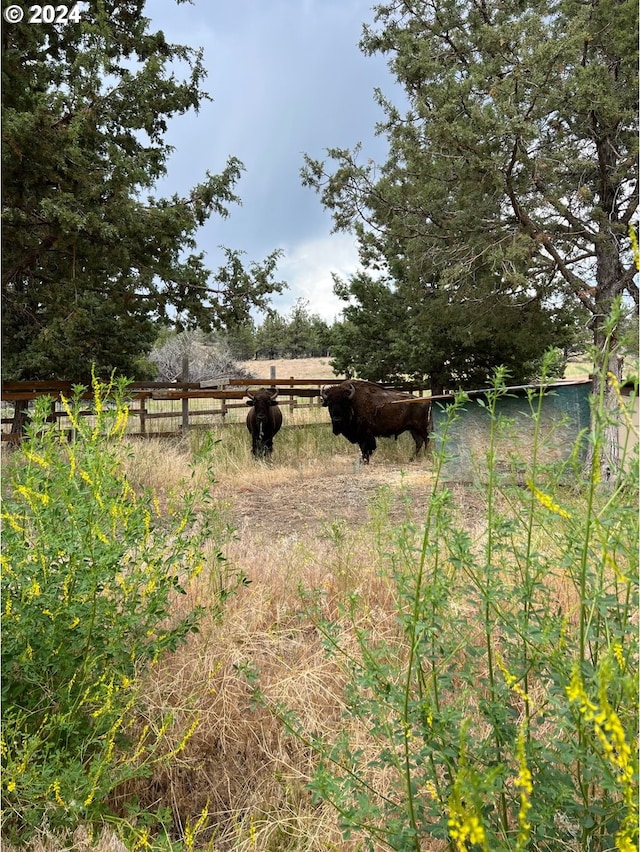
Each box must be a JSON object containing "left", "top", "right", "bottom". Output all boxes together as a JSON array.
[{"left": 214, "top": 457, "right": 436, "bottom": 540}]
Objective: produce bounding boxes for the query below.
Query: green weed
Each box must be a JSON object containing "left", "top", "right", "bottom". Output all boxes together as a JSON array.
[
  {"left": 256, "top": 358, "right": 638, "bottom": 851},
  {"left": 1, "top": 374, "right": 240, "bottom": 845}
]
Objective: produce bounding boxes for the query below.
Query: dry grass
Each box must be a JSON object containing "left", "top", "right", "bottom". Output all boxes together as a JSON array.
[
  {"left": 238, "top": 357, "right": 340, "bottom": 381},
  {"left": 107, "top": 436, "right": 511, "bottom": 850},
  {"left": 112, "top": 439, "right": 419, "bottom": 849},
  {"left": 8, "top": 407, "right": 634, "bottom": 851},
  {"left": 242, "top": 355, "right": 607, "bottom": 383},
  {"left": 122, "top": 429, "right": 473, "bottom": 849}
]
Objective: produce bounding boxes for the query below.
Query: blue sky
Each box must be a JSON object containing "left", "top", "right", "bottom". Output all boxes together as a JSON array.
[{"left": 144, "top": 0, "right": 398, "bottom": 322}]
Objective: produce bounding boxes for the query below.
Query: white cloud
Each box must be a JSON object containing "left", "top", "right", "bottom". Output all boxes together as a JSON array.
[{"left": 273, "top": 233, "right": 361, "bottom": 322}]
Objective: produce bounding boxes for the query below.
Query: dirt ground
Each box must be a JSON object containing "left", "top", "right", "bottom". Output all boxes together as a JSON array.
[
  {"left": 220, "top": 463, "right": 429, "bottom": 536},
  {"left": 211, "top": 452, "right": 486, "bottom": 545}
]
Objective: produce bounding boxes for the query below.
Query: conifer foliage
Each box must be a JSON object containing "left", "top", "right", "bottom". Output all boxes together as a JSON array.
[
  {"left": 303, "top": 0, "right": 638, "bottom": 404},
  {"left": 1, "top": 1, "right": 281, "bottom": 380}
]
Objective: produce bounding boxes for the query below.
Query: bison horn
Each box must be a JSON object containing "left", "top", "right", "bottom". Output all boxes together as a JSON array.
[
  {"left": 346, "top": 382, "right": 356, "bottom": 399},
  {"left": 320, "top": 385, "right": 327, "bottom": 401}
]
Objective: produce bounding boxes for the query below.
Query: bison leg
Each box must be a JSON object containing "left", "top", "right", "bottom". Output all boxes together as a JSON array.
[
  {"left": 359, "top": 434, "right": 377, "bottom": 464},
  {"left": 409, "top": 429, "right": 430, "bottom": 459},
  {"left": 252, "top": 436, "right": 274, "bottom": 459}
]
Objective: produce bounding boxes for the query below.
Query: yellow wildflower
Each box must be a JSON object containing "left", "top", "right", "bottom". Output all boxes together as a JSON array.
[
  {"left": 67, "top": 447, "right": 77, "bottom": 478},
  {"left": 1, "top": 512, "right": 24, "bottom": 533},
  {"left": 184, "top": 804, "right": 209, "bottom": 852},
  {"left": 497, "top": 655, "right": 530, "bottom": 706},
  {"left": 424, "top": 780, "right": 439, "bottom": 800},
  {"left": 59, "top": 394, "right": 80, "bottom": 431},
  {"left": 448, "top": 811, "right": 487, "bottom": 850},
  {"left": 143, "top": 577, "right": 157, "bottom": 595},
  {"left": 612, "top": 643, "right": 625, "bottom": 670},
  {"left": 51, "top": 779, "right": 66, "bottom": 808},
  {"left": 167, "top": 716, "right": 200, "bottom": 758},
  {"left": 133, "top": 827, "right": 151, "bottom": 850},
  {"left": 24, "top": 449, "right": 50, "bottom": 468},
  {"left": 110, "top": 407, "right": 129, "bottom": 437},
  {"left": 515, "top": 728, "right": 533, "bottom": 849},
  {"left": 526, "top": 480, "right": 571, "bottom": 519},
  {"left": 15, "top": 484, "right": 49, "bottom": 508},
  {"left": 92, "top": 375, "right": 103, "bottom": 417},
  {"left": 629, "top": 223, "right": 640, "bottom": 271},
  {"left": 448, "top": 778, "right": 488, "bottom": 851},
  {"left": 567, "top": 664, "right": 637, "bottom": 850}
]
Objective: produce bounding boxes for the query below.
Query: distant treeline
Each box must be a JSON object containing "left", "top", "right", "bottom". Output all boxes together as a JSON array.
[{"left": 223, "top": 299, "right": 335, "bottom": 360}]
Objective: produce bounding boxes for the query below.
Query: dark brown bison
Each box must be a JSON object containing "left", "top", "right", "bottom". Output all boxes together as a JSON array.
[
  {"left": 246, "top": 388, "right": 283, "bottom": 458},
  {"left": 320, "top": 380, "right": 431, "bottom": 463}
]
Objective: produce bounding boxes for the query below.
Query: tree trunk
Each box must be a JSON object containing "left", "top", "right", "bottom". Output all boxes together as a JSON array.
[
  {"left": 588, "top": 232, "right": 625, "bottom": 483},
  {"left": 429, "top": 371, "right": 447, "bottom": 397},
  {"left": 11, "top": 400, "right": 31, "bottom": 436}
]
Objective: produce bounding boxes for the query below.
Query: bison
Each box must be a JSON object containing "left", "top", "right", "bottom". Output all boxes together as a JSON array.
[
  {"left": 246, "top": 388, "right": 283, "bottom": 458},
  {"left": 320, "top": 380, "right": 431, "bottom": 463}
]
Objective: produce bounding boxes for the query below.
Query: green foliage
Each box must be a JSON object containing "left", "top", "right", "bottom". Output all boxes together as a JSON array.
[
  {"left": 262, "top": 359, "right": 638, "bottom": 850},
  {"left": 328, "top": 271, "right": 579, "bottom": 389},
  {"left": 207, "top": 247, "right": 286, "bottom": 344},
  {"left": 0, "top": 375, "right": 238, "bottom": 842},
  {"left": 302, "top": 0, "right": 637, "bottom": 398},
  {"left": 251, "top": 299, "right": 333, "bottom": 360},
  {"left": 1, "top": 2, "right": 284, "bottom": 381}
]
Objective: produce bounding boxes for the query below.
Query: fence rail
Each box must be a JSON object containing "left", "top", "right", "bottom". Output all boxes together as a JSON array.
[{"left": 1, "top": 376, "right": 428, "bottom": 441}]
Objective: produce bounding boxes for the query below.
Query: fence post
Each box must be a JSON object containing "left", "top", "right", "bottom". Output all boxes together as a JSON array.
[
  {"left": 289, "top": 376, "right": 295, "bottom": 413},
  {"left": 181, "top": 355, "right": 189, "bottom": 433},
  {"left": 270, "top": 365, "right": 276, "bottom": 387},
  {"left": 139, "top": 395, "right": 147, "bottom": 436}
]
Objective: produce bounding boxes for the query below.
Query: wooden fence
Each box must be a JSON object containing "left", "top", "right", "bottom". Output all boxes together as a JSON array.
[{"left": 0, "top": 376, "right": 429, "bottom": 442}]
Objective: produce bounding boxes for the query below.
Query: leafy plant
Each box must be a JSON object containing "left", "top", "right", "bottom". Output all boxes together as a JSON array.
[
  {"left": 259, "top": 354, "right": 638, "bottom": 850},
  {"left": 1, "top": 374, "right": 239, "bottom": 842}
]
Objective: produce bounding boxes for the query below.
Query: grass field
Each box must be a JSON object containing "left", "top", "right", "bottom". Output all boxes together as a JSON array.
[{"left": 3, "top": 361, "right": 637, "bottom": 852}]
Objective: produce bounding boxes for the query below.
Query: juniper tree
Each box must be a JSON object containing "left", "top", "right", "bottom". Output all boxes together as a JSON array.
[
  {"left": 1, "top": 1, "right": 284, "bottom": 380},
  {"left": 303, "top": 0, "right": 638, "bottom": 475}
]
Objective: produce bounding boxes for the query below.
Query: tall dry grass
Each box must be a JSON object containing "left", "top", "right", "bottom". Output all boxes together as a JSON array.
[{"left": 4, "top": 366, "right": 637, "bottom": 851}]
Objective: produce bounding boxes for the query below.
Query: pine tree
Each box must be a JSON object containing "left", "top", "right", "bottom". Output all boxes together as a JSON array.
[
  {"left": 1, "top": 1, "right": 283, "bottom": 380},
  {"left": 303, "top": 0, "right": 638, "bottom": 476}
]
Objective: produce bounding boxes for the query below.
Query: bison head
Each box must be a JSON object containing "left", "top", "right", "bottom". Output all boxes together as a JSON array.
[
  {"left": 246, "top": 388, "right": 279, "bottom": 421},
  {"left": 320, "top": 382, "right": 356, "bottom": 435}
]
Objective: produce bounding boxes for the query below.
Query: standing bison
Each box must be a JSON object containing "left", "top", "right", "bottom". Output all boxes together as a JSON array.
[
  {"left": 320, "top": 380, "right": 431, "bottom": 463},
  {"left": 246, "top": 388, "right": 283, "bottom": 458}
]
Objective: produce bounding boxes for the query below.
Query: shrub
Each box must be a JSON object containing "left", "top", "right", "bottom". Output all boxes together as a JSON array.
[
  {"left": 1, "top": 374, "right": 237, "bottom": 843},
  {"left": 258, "top": 360, "right": 638, "bottom": 851}
]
